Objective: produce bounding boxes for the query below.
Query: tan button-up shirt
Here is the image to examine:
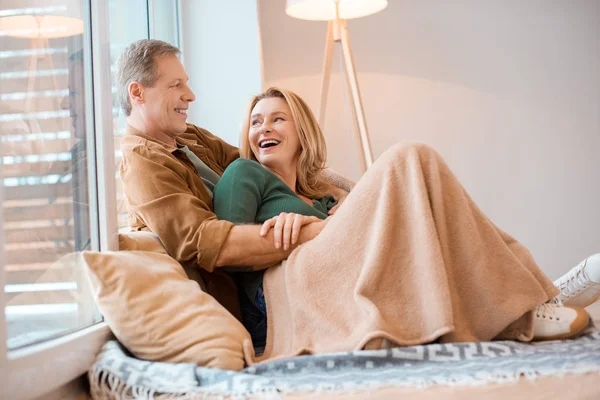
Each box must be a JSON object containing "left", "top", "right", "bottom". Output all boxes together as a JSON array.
[{"left": 120, "top": 123, "right": 239, "bottom": 272}]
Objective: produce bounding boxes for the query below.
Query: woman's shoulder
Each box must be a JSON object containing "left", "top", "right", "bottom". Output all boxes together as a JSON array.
[
  {"left": 228, "top": 158, "right": 261, "bottom": 168},
  {"left": 224, "top": 158, "right": 267, "bottom": 176},
  {"left": 220, "top": 158, "right": 275, "bottom": 184}
]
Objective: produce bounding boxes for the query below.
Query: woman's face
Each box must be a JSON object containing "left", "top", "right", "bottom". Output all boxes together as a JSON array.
[{"left": 249, "top": 97, "right": 301, "bottom": 171}]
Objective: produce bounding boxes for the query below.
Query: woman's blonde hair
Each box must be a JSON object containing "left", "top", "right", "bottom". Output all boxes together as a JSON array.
[{"left": 240, "top": 87, "right": 332, "bottom": 199}]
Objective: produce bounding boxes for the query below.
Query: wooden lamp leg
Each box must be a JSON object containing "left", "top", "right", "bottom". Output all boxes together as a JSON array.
[
  {"left": 319, "top": 17, "right": 374, "bottom": 173},
  {"left": 339, "top": 19, "right": 374, "bottom": 170},
  {"left": 318, "top": 21, "right": 335, "bottom": 127}
]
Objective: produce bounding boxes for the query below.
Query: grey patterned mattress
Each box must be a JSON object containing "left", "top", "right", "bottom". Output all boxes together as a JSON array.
[{"left": 89, "top": 328, "right": 600, "bottom": 399}]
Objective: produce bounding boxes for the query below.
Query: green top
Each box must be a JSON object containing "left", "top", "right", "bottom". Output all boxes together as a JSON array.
[
  {"left": 213, "top": 158, "right": 337, "bottom": 300},
  {"left": 214, "top": 158, "right": 336, "bottom": 224}
]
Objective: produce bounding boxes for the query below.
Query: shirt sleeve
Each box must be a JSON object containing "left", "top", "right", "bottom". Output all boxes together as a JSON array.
[
  {"left": 213, "top": 159, "right": 266, "bottom": 224},
  {"left": 121, "top": 147, "right": 234, "bottom": 272}
]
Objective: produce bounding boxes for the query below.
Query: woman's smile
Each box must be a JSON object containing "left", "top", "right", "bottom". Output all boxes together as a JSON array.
[{"left": 258, "top": 138, "right": 282, "bottom": 152}]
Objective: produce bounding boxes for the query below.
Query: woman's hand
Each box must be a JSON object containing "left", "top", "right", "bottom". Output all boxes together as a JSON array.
[{"left": 260, "top": 212, "right": 322, "bottom": 251}]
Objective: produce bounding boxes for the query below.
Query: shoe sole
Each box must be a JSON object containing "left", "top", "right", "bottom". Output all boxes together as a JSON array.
[
  {"left": 561, "top": 292, "right": 600, "bottom": 308},
  {"left": 532, "top": 309, "right": 590, "bottom": 341}
]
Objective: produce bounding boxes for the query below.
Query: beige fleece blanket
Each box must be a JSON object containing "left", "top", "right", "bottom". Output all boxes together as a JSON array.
[{"left": 245, "top": 142, "right": 559, "bottom": 364}]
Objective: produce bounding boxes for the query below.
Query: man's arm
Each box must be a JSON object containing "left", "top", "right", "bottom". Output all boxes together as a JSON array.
[
  {"left": 213, "top": 158, "right": 326, "bottom": 267},
  {"left": 122, "top": 148, "right": 234, "bottom": 272},
  {"left": 122, "top": 147, "right": 325, "bottom": 271},
  {"left": 319, "top": 167, "right": 355, "bottom": 215},
  {"left": 319, "top": 167, "right": 355, "bottom": 195},
  {"left": 215, "top": 220, "right": 326, "bottom": 268}
]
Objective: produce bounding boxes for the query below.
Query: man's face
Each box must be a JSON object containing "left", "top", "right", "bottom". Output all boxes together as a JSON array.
[
  {"left": 60, "top": 58, "right": 86, "bottom": 140},
  {"left": 138, "top": 55, "right": 195, "bottom": 137}
]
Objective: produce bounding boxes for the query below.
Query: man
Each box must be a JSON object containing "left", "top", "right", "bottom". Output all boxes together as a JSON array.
[{"left": 118, "top": 39, "right": 336, "bottom": 316}]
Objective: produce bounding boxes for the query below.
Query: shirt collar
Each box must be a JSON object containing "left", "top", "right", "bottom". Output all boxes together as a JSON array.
[{"left": 125, "top": 124, "right": 187, "bottom": 154}]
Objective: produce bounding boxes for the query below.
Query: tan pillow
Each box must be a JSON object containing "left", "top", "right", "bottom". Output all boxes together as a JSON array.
[
  {"left": 82, "top": 250, "right": 251, "bottom": 370},
  {"left": 118, "top": 231, "right": 208, "bottom": 292},
  {"left": 118, "top": 231, "right": 169, "bottom": 254}
]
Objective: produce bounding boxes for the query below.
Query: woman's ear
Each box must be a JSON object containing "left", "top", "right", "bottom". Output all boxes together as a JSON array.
[{"left": 129, "top": 82, "right": 144, "bottom": 105}]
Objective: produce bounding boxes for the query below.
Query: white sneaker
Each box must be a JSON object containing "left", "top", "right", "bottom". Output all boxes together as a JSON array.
[
  {"left": 532, "top": 302, "right": 589, "bottom": 341},
  {"left": 553, "top": 253, "right": 600, "bottom": 308}
]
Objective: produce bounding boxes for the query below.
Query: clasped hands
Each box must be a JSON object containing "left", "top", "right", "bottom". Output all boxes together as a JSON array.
[
  {"left": 260, "top": 213, "right": 327, "bottom": 251},
  {"left": 259, "top": 194, "right": 347, "bottom": 251}
]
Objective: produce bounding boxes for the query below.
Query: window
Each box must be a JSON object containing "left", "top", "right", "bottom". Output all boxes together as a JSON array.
[
  {"left": 0, "top": 1, "right": 180, "bottom": 397},
  {"left": 1, "top": 1, "right": 101, "bottom": 351}
]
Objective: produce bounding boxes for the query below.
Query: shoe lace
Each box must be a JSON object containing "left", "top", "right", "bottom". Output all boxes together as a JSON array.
[
  {"left": 548, "top": 297, "right": 563, "bottom": 306},
  {"left": 535, "top": 302, "right": 562, "bottom": 321},
  {"left": 556, "top": 260, "right": 591, "bottom": 298}
]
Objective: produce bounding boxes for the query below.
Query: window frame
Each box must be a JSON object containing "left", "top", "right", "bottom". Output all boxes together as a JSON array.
[{"left": 0, "top": 0, "right": 117, "bottom": 397}]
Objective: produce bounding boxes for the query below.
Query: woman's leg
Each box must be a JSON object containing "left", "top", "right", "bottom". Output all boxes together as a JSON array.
[{"left": 260, "top": 142, "right": 585, "bottom": 361}]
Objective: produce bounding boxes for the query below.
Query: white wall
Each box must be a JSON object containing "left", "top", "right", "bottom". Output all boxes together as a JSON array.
[
  {"left": 258, "top": 0, "right": 600, "bottom": 279},
  {"left": 179, "top": 0, "right": 263, "bottom": 145}
]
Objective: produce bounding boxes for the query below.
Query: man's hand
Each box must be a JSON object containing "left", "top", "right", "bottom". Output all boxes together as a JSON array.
[
  {"left": 260, "top": 212, "right": 321, "bottom": 250},
  {"left": 328, "top": 194, "right": 347, "bottom": 216}
]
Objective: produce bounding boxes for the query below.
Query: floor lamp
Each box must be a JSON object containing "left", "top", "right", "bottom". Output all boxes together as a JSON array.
[{"left": 286, "top": 0, "right": 388, "bottom": 172}]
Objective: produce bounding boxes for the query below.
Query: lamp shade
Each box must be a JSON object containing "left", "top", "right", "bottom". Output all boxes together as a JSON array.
[
  {"left": 286, "top": 0, "right": 387, "bottom": 21},
  {"left": 0, "top": 15, "right": 83, "bottom": 39},
  {"left": 0, "top": 0, "right": 84, "bottom": 38}
]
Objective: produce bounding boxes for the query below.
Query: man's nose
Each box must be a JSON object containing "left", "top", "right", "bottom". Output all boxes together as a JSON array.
[
  {"left": 184, "top": 86, "right": 195, "bottom": 102},
  {"left": 60, "top": 96, "right": 69, "bottom": 110}
]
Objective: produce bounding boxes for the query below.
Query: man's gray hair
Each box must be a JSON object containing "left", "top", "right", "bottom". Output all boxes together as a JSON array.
[{"left": 117, "top": 39, "right": 180, "bottom": 116}]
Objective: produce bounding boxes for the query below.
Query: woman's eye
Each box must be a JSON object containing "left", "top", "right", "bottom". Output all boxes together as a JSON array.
[
  {"left": 274, "top": 117, "right": 284, "bottom": 122},
  {"left": 251, "top": 120, "right": 261, "bottom": 126}
]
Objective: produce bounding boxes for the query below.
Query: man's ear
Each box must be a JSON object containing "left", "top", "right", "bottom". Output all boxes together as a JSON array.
[{"left": 129, "top": 82, "right": 144, "bottom": 105}]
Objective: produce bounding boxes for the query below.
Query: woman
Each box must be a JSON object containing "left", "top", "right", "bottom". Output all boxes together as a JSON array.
[
  {"left": 214, "top": 87, "right": 594, "bottom": 360},
  {"left": 213, "top": 88, "right": 338, "bottom": 351}
]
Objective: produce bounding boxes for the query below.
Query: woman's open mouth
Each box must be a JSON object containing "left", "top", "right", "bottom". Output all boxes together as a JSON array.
[{"left": 258, "top": 139, "right": 281, "bottom": 151}]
